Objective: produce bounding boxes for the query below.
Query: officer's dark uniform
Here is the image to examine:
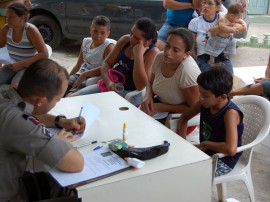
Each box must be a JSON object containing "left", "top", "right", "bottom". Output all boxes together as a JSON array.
[{"left": 0, "top": 87, "right": 72, "bottom": 201}]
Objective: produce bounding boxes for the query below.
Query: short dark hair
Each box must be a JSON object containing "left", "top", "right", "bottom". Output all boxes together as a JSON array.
[
  {"left": 91, "top": 15, "right": 111, "bottom": 30},
  {"left": 8, "top": 3, "right": 29, "bottom": 20},
  {"left": 201, "top": 0, "right": 221, "bottom": 6},
  {"left": 168, "top": 28, "right": 194, "bottom": 52},
  {"left": 17, "top": 59, "right": 68, "bottom": 101},
  {"left": 228, "top": 2, "right": 244, "bottom": 14},
  {"left": 197, "top": 63, "right": 233, "bottom": 96},
  {"left": 134, "top": 17, "right": 157, "bottom": 43}
]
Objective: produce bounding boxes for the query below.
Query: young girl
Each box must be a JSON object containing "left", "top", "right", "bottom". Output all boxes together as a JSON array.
[{"left": 67, "top": 15, "right": 116, "bottom": 92}]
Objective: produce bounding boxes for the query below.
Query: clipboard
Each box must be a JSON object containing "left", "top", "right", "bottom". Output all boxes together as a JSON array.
[{"left": 49, "top": 147, "right": 131, "bottom": 187}]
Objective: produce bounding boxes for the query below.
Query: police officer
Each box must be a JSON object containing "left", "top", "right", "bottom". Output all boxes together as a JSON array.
[{"left": 0, "top": 58, "right": 85, "bottom": 201}]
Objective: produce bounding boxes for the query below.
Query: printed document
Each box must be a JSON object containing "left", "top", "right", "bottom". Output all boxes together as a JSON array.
[{"left": 49, "top": 147, "right": 130, "bottom": 187}]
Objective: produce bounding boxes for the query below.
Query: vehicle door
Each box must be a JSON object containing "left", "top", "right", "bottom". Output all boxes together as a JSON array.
[{"left": 65, "top": 0, "right": 136, "bottom": 41}]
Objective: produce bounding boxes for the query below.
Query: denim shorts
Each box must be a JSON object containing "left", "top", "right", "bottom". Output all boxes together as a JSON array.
[
  {"left": 158, "top": 22, "right": 179, "bottom": 42},
  {"left": 197, "top": 54, "right": 233, "bottom": 74},
  {"left": 215, "top": 159, "right": 232, "bottom": 177},
  {"left": 260, "top": 80, "right": 270, "bottom": 97}
]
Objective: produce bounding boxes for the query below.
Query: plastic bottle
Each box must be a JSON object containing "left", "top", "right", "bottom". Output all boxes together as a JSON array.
[
  {"left": 123, "top": 122, "right": 128, "bottom": 143},
  {"left": 125, "top": 157, "right": 145, "bottom": 168}
]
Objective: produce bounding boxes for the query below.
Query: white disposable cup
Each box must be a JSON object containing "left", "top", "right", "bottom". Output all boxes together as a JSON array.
[{"left": 114, "top": 83, "right": 124, "bottom": 93}]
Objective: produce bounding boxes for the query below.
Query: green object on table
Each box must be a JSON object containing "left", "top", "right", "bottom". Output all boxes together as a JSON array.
[{"left": 108, "top": 139, "right": 128, "bottom": 151}]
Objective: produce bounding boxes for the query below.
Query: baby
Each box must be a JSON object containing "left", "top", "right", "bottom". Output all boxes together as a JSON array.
[{"left": 206, "top": 2, "right": 247, "bottom": 64}]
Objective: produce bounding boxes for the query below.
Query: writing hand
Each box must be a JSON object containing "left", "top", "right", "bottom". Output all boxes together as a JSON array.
[{"left": 61, "top": 117, "right": 86, "bottom": 134}]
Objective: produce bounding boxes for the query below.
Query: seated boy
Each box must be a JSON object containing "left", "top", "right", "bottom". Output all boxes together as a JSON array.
[{"left": 177, "top": 64, "right": 244, "bottom": 177}]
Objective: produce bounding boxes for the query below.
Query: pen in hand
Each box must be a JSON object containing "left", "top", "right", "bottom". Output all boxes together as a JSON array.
[
  {"left": 72, "top": 107, "right": 83, "bottom": 135},
  {"left": 77, "top": 107, "right": 83, "bottom": 123}
]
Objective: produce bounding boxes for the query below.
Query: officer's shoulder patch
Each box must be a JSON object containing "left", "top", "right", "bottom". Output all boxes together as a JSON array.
[
  {"left": 28, "top": 116, "right": 41, "bottom": 125},
  {"left": 42, "top": 126, "right": 53, "bottom": 137}
]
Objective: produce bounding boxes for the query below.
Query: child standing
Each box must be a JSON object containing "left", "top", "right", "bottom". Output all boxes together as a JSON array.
[
  {"left": 68, "top": 15, "right": 116, "bottom": 92},
  {"left": 178, "top": 64, "right": 244, "bottom": 176},
  {"left": 205, "top": 2, "right": 247, "bottom": 64}
]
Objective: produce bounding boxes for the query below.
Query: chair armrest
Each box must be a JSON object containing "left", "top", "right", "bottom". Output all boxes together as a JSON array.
[
  {"left": 165, "top": 113, "right": 200, "bottom": 126},
  {"left": 211, "top": 143, "right": 254, "bottom": 160},
  {"left": 188, "top": 114, "right": 200, "bottom": 126},
  {"left": 211, "top": 143, "right": 255, "bottom": 182}
]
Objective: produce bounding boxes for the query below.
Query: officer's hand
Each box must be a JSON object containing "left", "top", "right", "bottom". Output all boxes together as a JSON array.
[
  {"left": 61, "top": 117, "right": 86, "bottom": 134},
  {"left": 57, "top": 130, "right": 77, "bottom": 142}
]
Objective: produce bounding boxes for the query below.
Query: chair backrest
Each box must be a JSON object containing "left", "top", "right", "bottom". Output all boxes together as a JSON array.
[{"left": 233, "top": 95, "right": 270, "bottom": 164}]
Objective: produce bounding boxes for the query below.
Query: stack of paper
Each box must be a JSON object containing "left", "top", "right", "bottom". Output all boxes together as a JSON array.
[{"left": 49, "top": 147, "right": 130, "bottom": 187}]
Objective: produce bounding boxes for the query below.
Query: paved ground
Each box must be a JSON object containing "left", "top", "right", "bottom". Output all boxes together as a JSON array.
[{"left": 50, "top": 15, "right": 270, "bottom": 202}]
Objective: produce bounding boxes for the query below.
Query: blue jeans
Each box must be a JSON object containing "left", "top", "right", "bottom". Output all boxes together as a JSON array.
[
  {"left": 0, "top": 65, "right": 16, "bottom": 85},
  {"left": 197, "top": 54, "right": 234, "bottom": 74}
]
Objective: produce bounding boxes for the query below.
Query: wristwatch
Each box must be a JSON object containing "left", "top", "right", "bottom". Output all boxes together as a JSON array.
[{"left": 55, "top": 115, "right": 66, "bottom": 129}]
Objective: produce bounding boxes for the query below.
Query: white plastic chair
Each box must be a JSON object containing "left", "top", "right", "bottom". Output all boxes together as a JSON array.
[
  {"left": 212, "top": 95, "right": 270, "bottom": 202},
  {"left": 165, "top": 95, "right": 270, "bottom": 201},
  {"left": 165, "top": 113, "right": 200, "bottom": 133}
]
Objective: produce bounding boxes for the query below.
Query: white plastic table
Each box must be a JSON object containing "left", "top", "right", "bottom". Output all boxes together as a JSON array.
[{"left": 48, "top": 92, "right": 212, "bottom": 202}]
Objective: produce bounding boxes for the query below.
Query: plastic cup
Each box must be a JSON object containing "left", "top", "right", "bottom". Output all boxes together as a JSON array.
[{"left": 114, "top": 83, "right": 124, "bottom": 93}]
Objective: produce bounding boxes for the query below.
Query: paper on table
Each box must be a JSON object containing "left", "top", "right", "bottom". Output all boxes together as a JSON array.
[
  {"left": 237, "top": 75, "right": 255, "bottom": 85},
  {"left": 48, "top": 102, "right": 100, "bottom": 141},
  {"left": 49, "top": 147, "right": 130, "bottom": 187}
]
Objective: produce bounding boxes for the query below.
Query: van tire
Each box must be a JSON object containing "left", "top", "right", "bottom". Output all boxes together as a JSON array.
[{"left": 29, "top": 15, "right": 62, "bottom": 49}]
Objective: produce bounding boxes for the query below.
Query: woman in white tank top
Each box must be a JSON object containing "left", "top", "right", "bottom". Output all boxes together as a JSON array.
[{"left": 0, "top": 2, "right": 48, "bottom": 88}]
